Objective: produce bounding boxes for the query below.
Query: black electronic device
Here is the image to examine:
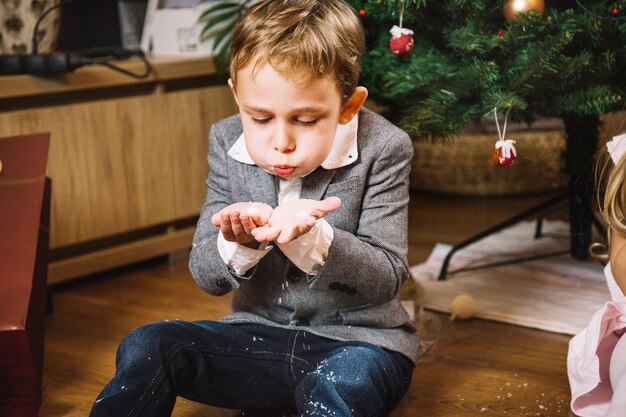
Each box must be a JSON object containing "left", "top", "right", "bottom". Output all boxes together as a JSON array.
[
  {"left": 0, "top": 0, "right": 152, "bottom": 79},
  {"left": 0, "top": 53, "right": 92, "bottom": 75}
]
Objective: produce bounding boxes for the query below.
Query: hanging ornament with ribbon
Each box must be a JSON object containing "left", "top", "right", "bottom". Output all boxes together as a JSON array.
[
  {"left": 491, "top": 108, "right": 517, "bottom": 167},
  {"left": 389, "top": 0, "right": 414, "bottom": 55}
]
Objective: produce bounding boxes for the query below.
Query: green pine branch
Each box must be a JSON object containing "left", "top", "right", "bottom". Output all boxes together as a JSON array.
[{"left": 353, "top": 0, "right": 626, "bottom": 139}]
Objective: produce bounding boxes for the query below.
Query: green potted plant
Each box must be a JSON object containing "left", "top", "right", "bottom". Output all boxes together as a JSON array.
[{"left": 197, "top": 0, "right": 254, "bottom": 70}]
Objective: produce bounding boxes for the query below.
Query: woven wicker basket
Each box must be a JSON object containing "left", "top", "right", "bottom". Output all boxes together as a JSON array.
[{"left": 410, "top": 130, "right": 568, "bottom": 196}]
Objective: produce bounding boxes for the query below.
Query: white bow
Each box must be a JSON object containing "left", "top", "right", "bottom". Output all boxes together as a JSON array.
[
  {"left": 495, "top": 139, "right": 517, "bottom": 160},
  {"left": 389, "top": 25, "right": 414, "bottom": 38},
  {"left": 607, "top": 133, "right": 626, "bottom": 164}
]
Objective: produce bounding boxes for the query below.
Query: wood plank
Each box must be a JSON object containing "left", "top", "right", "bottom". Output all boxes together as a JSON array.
[
  {"left": 166, "top": 85, "right": 239, "bottom": 218},
  {"left": 0, "top": 56, "right": 219, "bottom": 101},
  {"left": 48, "top": 227, "right": 195, "bottom": 284},
  {"left": 0, "top": 94, "right": 177, "bottom": 248}
]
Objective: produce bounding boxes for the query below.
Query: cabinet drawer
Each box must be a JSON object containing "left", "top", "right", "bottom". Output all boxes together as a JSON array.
[{"left": 0, "top": 95, "right": 176, "bottom": 248}]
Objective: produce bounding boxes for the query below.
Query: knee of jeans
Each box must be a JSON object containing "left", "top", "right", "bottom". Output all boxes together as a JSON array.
[
  {"left": 296, "top": 347, "right": 384, "bottom": 412},
  {"left": 331, "top": 345, "right": 392, "bottom": 378},
  {"left": 116, "top": 321, "right": 179, "bottom": 364},
  {"left": 305, "top": 345, "right": 391, "bottom": 389},
  {"left": 297, "top": 345, "right": 403, "bottom": 414}
]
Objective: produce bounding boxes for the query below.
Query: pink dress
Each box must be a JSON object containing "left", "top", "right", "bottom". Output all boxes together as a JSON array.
[{"left": 568, "top": 263, "right": 626, "bottom": 417}]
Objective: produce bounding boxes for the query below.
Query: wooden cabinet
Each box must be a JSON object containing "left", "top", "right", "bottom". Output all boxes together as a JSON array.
[
  {"left": 0, "top": 56, "right": 238, "bottom": 283},
  {"left": 166, "top": 85, "right": 237, "bottom": 219}
]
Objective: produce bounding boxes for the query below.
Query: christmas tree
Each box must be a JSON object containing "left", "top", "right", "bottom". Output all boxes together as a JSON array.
[
  {"left": 199, "top": 0, "right": 626, "bottom": 259},
  {"left": 350, "top": 0, "right": 626, "bottom": 259},
  {"left": 350, "top": 0, "right": 625, "bottom": 139}
]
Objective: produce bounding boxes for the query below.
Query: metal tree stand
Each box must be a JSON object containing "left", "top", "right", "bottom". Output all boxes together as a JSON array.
[{"left": 438, "top": 115, "right": 605, "bottom": 280}]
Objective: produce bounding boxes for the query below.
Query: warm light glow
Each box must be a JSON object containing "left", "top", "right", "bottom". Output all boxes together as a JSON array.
[
  {"left": 503, "top": 0, "right": 545, "bottom": 22},
  {"left": 512, "top": 0, "right": 527, "bottom": 12}
]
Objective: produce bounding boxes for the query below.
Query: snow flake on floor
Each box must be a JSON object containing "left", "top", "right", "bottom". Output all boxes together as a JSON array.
[{"left": 466, "top": 373, "right": 569, "bottom": 416}]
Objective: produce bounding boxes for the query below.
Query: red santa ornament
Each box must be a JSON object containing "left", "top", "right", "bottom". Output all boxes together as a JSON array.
[
  {"left": 389, "top": 25, "right": 414, "bottom": 55},
  {"left": 492, "top": 139, "right": 517, "bottom": 167},
  {"left": 491, "top": 107, "right": 517, "bottom": 167}
]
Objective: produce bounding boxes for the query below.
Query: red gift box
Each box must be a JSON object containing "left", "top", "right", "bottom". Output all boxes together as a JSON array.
[{"left": 0, "top": 133, "right": 50, "bottom": 417}]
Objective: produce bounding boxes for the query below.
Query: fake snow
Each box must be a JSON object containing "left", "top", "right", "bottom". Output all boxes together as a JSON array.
[
  {"left": 312, "top": 360, "right": 338, "bottom": 383},
  {"left": 481, "top": 373, "right": 569, "bottom": 416},
  {"left": 304, "top": 399, "right": 338, "bottom": 416}
]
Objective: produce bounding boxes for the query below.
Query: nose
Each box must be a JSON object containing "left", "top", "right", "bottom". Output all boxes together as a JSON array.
[{"left": 273, "top": 123, "right": 295, "bottom": 152}]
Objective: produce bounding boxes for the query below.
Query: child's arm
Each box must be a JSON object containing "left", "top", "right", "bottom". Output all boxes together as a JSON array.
[
  {"left": 610, "top": 230, "right": 626, "bottom": 294},
  {"left": 189, "top": 122, "right": 270, "bottom": 295}
]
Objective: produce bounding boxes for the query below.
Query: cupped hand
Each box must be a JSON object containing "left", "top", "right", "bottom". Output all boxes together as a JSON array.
[
  {"left": 251, "top": 197, "right": 341, "bottom": 244},
  {"left": 211, "top": 202, "right": 273, "bottom": 245}
]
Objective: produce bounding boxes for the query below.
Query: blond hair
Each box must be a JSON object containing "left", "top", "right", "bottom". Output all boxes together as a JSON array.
[
  {"left": 603, "top": 153, "right": 626, "bottom": 235},
  {"left": 589, "top": 145, "right": 626, "bottom": 260},
  {"left": 229, "top": 0, "right": 364, "bottom": 100}
]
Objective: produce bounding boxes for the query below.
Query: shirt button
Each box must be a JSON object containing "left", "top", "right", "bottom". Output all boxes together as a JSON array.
[{"left": 287, "top": 265, "right": 302, "bottom": 282}]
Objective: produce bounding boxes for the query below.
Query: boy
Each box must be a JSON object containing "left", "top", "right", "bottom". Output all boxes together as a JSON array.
[{"left": 90, "top": 1, "right": 418, "bottom": 416}]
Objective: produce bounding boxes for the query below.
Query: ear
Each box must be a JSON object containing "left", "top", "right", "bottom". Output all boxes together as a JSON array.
[
  {"left": 228, "top": 78, "right": 239, "bottom": 106},
  {"left": 339, "top": 86, "right": 368, "bottom": 125}
]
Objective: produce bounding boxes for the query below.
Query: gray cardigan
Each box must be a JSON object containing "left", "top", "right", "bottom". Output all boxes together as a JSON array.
[{"left": 189, "top": 107, "right": 419, "bottom": 363}]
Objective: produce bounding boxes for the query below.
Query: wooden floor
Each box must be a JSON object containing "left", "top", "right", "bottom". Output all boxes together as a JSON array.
[{"left": 41, "top": 191, "right": 577, "bottom": 417}]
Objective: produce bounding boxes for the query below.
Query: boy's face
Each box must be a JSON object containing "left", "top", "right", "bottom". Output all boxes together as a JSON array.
[{"left": 229, "top": 62, "right": 365, "bottom": 180}]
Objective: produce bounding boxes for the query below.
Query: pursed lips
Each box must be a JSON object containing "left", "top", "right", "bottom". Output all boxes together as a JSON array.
[{"left": 274, "top": 165, "right": 296, "bottom": 175}]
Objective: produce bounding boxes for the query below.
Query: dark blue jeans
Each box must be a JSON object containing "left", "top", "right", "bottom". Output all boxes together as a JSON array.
[{"left": 89, "top": 321, "right": 414, "bottom": 417}]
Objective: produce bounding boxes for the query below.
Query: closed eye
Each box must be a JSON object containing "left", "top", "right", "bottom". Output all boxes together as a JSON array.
[
  {"left": 251, "top": 117, "right": 272, "bottom": 125},
  {"left": 295, "top": 119, "right": 318, "bottom": 127}
]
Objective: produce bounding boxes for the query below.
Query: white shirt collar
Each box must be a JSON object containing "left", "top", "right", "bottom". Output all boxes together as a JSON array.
[{"left": 227, "top": 114, "right": 359, "bottom": 170}]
